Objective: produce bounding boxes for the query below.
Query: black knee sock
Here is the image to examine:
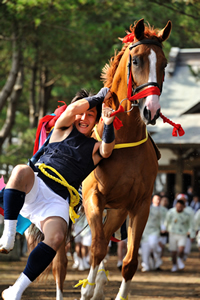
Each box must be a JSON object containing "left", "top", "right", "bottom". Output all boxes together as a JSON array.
[
  {"left": 3, "top": 189, "right": 25, "bottom": 220},
  {"left": 23, "top": 242, "right": 56, "bottom": 282}
]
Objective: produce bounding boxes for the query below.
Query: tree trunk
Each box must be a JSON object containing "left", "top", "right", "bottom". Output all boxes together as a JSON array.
[
  {"left": 38, "top": 67, "right": 53, "bottom": 122},
  {"left": 0, "top": 59, "right": 24, "bottom": 149},
  {"left": 0, "top": 32, "right": 20, "bottom": 112},
  {"left": 29, "top": 61, "right": 38, "bottom": 128}
]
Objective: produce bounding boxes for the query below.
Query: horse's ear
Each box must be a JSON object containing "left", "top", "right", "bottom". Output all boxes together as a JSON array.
[
  {"left": 157, "top": 20, "right": 172, "bottom": 42},
  {"left": 134, "top": 18, "right": 145, "bottom": 41}
]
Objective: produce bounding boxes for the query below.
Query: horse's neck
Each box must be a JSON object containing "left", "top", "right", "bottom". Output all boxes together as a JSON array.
[
  {"left": 99, "top": 49, "right": 147, "bottom": 144},
  {"left": 111, "top": 80, "right": 147, "bottom": 144},
  {"left": 97, "top": 103, "right": 146, "bottom": 144}
]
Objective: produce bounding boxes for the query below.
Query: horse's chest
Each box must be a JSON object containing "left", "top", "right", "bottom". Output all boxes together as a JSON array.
[{"left": 95, "top": 147, "right": 158, "bottom": 197}]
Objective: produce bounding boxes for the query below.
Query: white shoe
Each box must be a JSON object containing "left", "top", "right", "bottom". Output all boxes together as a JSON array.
[
  {"left": 141, "top": 266, "right": 149, "bottom": 272},
  {"left": 149, "top": 256, "right": 155, "bottom": 270},
  {"left": 171, "top": 265, "right": 178, "bottom": 272},
  {"left": 72, "top": 260, "right": 79, "bottom": 269},
  {"left": 141, "top": 262, "right": 149, "bottom": 272},
  {"left": 82, "top": 257, "right": 90, "bottom": 270},
  {"left": 78, "top": 259, "right": 85, "bottom": 271},
  {"left": 0, "top": 220, "right": 17, "bottom": 254},
  {"left": 154, "top": 257, "right": 162, "bottom": 269},
  {"left": 2, "top": 286, "right": 21, "bottom": 300},
  {"left": 177, "top": 257, "right": 185, "bottom": 270},
  {"left": 0, "top": 233, "right": 16, "bottom": 254}
]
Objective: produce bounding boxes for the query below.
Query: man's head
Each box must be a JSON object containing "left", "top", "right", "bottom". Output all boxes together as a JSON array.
[
  {"left": 71, "top": 89, "right": 100, "bottom": 136},
  {"left": 160, "top": 196, "right": 169, "bottom": 208},
  {"left": 176, "top": 193, "right": 188, "bottom": 206},
  {"left": 71, "top": 89, "right": 102, "bottom": 121},
  {"left": 176, "top": 199, "right": 185, "bottom": 213},
  {"left": 193, "top": 195, "right": 199, "bottom": 203},
  {"left": 152, "top": 194, "right": 161, "bottom": 207}
]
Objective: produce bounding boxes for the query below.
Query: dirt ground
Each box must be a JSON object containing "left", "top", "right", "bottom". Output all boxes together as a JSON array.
[{"left": 0, "top": 246, "right": 200, "bottom": 300}]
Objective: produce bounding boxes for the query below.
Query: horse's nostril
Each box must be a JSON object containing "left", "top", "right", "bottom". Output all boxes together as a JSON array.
[
  {"left": 144, "top": 107, "right": 151, "bottom": 123},
  {"left": 149, "top": 108, "right": 161, "bottom": 125}
]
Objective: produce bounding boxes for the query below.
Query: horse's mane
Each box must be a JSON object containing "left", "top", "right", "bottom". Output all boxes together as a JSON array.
[
  {"left": 101, "top": 22, "right": 158, "bottom": 88},
  {"left": 101, "top": 44, "right": 129, "bottom": 88}
]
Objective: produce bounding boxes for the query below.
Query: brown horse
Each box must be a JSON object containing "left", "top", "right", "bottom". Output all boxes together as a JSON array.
[
  {"left": 26, "top": 18, "right": 171, "bottom": 300},
  {"left": 77, "top": 18, "right": 172, "bottom": 300}
]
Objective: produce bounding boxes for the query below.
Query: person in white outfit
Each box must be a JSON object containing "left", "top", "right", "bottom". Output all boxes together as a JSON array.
[
  {"left": 190, "top": 195, "right": 200, "bottom": 213},
  {"left": 180, "top": 194, "right": 195, "bottom": 261},
  {"left": 159, "top": 196, "right": 169, "bottom": 258},
  {"left": 194, "top": 208, "right": 200, "bottom": 254},
  {"left": 164, "top": 198, "right": 195, "bottom": 272},
  {"left": 72, "top": 205, "right": 91, "bottom": 271},
  {"left": 140, "top": 194, "right": 163, "bottom": 272}
]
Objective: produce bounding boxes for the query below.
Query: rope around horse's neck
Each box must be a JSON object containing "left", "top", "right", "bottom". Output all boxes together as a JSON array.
[{"left": 94, "top": 125, "right": 148, "bottom": 149}]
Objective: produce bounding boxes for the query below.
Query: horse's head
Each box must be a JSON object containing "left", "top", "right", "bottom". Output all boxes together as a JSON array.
[{"left": 127, "top": 19, "right": 172, "bottom": 125}]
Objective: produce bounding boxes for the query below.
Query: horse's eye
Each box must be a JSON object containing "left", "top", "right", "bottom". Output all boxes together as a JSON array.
[{"left": 132, "top": 57, "right": 139, "bottom": 66}]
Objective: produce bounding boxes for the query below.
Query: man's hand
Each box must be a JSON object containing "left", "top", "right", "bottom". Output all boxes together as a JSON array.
[{"left": 101, "top": 103, "right": 115, "bottom": 125}]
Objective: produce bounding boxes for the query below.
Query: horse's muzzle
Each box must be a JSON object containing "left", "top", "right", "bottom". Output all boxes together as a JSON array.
[{"left": 144, "top": 107, "right": 160, "bottom": 125}]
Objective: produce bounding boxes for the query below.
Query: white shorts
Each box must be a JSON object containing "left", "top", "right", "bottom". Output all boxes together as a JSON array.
[
  {"left": 20, "top": 173, "right": 69, "bottom": 232},
  {"left": 168, "top": 233, "right": 187, "bottom": 251},
  {"left": 159, "top": 236, "right": 167, "bottom": 245}
]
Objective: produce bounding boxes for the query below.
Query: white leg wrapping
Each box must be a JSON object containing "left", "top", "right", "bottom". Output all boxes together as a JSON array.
[
  {"left": 56, "top": 282, "right": 63, "bottom": 300},
  {"left": 92, "top": 261, "right": 108, "bottom": 300},
  {"left": 115, "top": 278, "right": 131, "bottom": 300},
  {"left": 80, "top": 265, "right": 98, "bottom": 300}
]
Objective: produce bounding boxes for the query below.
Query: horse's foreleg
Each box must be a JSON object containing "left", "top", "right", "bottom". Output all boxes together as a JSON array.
[
  {"left": 80, "top": 193, "right": 107, "bottom": 300},
  {"left": 79, "top": 264, "right": 99, "bottom": 300},
  {"left": 116, "top": 205, "right": 150, "bottom": 300},
  {"left": 52, "top": 240, "right": 68, "bottom": 300},
  {"left": 91, "top": 260, "right": 108, "bottom": 300}
]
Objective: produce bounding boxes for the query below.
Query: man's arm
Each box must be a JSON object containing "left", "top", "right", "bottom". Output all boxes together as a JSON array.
[
  {"left": 55, "top": 87, "right": 109, "bottom": 129},
  {"left": 93, "top": 103, "right": 115, "bottom": 165},
  {"left": 55, "top": 99, "right": 90, "bottom": 129}
]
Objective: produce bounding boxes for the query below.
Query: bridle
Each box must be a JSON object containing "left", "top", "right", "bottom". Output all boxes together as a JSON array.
[
  {"left": 128, "top": 38, "right": 163, "bottom": 102},
  {"left": 109, "top": 38, "right": 185, "bottom": 136},
  {"left": 112, "top": 38, "right": 163, "bottom": 115}
]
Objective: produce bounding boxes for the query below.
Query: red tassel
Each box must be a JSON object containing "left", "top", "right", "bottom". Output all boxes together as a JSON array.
[
  {"left": 110, "top": 105, "right": 125, "bottom": 117},
  {"left": 113, "top": 117, "right": 123, "bottom": 130},
  {"left": 172, "top": 124, "right": 185, "bottom": 137},
  {"left": 159, "top": 112, "right": 185, "bottom": 137},
  {"left": 122, "top": 33, "right": 135, "bottom": 44},
  {"left": 110, "top": 105, "right": 124, "bottom": 130}
]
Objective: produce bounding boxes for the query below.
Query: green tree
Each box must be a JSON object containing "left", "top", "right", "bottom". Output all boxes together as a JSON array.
[{"left": 0, "top": 0, "right": 200, "bottom": 178}]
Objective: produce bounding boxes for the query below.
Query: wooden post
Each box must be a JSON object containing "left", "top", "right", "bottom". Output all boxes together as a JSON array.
[{"left": 175, "top": 150, "right": 183, "bottom": 194}]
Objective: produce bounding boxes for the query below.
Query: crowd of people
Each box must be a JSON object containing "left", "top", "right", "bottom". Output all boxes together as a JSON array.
[
  {"left": 65, "top": 187, "right": 200, "bottom": 274},
  {"left": 139, "top": 190, "right": 200, "bottom": 273}
]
